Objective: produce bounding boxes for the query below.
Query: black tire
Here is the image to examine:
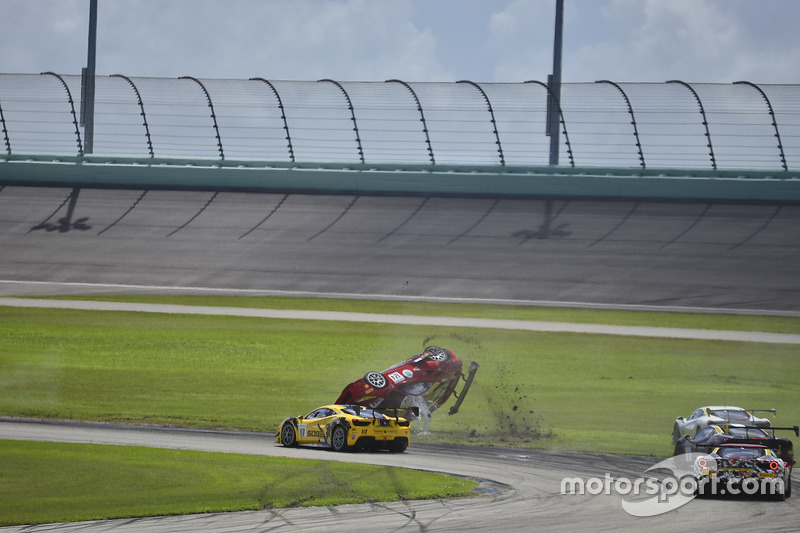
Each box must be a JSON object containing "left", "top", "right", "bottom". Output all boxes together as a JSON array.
[
  {"left": 775, "top": 475, "right": 791, "bottom": 500},
  {"left": 280, "top": 423, "right": 297, "bottom": 447},
  {"left": 696, "top": 479, "right": 707, "bottom": 498},
  {"left": 425, "top": 346, "right": 450, "bottom": 363},
  {"left": 389, "top": 437, "right": 408, "bottom": 453},
  {"left": 673, "top": 442, "right": 685, "bottom": 456},
  {"left": 331, "top": 425, "right": 348, "bottom": 452},
  {"left": 672, "top": 423, "right": 681, "bottom": 445},
  {"left": 364, "top": 371, "right": 388, "bottom": 389}
]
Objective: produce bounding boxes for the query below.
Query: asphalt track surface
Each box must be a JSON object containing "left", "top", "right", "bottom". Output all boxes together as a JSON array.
[
  {"left": 1, "top": 419, "right": 798, "bottom": 533},
  {"left": 1, "top": 185, "right": 799, "bottom": 313},
  {"left": 1, "top": 185, "right": 799, "bottom": 531}
]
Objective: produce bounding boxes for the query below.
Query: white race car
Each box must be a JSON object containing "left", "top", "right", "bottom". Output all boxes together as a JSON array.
[{"left": 673, "top": 406, "right": 773, "bottom": 444}]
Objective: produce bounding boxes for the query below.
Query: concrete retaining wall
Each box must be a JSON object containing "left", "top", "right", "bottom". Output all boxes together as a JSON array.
[{"left": 2, "top": 154, "right": 799, "bottom": 202}]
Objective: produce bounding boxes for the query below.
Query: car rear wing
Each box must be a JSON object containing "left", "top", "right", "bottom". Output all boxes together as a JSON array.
[
  {"left": 709, "top": 408, "right": 776, "bottom": 426},
  {"left": 723, "top": 423, "right": 799, "bottom": 437},
  {"left": 747, "top": 408, "right": 777, "bottom": 417},
  {"left": 723, "top": 436, "right": 795, "bottom": 466},
  {"left": 379, "top": 406, "right": 420, "bottom": 421},
  {"left": 353, "top": 405, "right": 420, "bottom": 421},
  {"left": 774, "top": 425, "right": 800, "bottom": 436}
]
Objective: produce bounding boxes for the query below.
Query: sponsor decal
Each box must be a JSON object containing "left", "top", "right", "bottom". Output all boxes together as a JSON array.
[{"left": 403, "top": 369, "right": 414, "bottom": 378}]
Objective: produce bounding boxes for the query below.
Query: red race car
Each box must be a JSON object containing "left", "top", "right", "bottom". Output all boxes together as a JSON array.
[{"left": 335, "top": 346, "right": 479, "bottom": 416}]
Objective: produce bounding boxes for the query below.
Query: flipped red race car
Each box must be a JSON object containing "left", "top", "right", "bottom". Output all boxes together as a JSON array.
[{"left": 335, "top": 346, "right": 479, "bottom": 416}]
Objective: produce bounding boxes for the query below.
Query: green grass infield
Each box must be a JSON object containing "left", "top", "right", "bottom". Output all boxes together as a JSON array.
[
  {"left": 2, "top": 296, "right": 798, "bottom": 455},
  {"left": 0, "top": 439, "right": 476, "bottom": 526},
  {"left": 1, "top": 295, "right": 798, "bottom": 525}
]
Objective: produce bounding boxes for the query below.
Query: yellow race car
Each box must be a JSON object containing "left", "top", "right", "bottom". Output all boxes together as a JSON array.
[{"left": 276, "top": 404, "right": 417, "bottom": 453}]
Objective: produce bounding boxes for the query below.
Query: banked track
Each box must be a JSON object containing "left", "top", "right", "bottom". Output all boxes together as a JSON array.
[{"left": 1, "top": 185, "right": 799, "bottom": 313}]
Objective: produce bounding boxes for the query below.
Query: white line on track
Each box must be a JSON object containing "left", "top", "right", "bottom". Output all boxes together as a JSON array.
[
  {"left": 2, "top": 296, "right": 798, "bottom": 344},
  {"left": 2, "top": 279, "right": 799, "bottom": 317}
]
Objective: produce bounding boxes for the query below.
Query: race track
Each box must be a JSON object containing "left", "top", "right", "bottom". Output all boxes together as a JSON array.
[
  {"left": 1, "top": 420, "right": 798, "bottom": 532},
  {"left": 1, "top": 185, "right": 799, "bottom": 531}
]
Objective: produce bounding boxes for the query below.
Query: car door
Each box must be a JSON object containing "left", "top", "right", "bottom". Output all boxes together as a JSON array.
[
  {"left": 684, "top": 408, "right": 706, "bottom": 435},
  {"left": 297, "top": 408, "right": 337, "bottom": 444}
]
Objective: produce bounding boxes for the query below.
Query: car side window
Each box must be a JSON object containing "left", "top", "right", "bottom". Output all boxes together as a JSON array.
[
  {"left": 695, "top": 427, "right": 714, "bottom": 440},
  {"left": 689, "top": 409, "right": 703, "bottom": 420}
]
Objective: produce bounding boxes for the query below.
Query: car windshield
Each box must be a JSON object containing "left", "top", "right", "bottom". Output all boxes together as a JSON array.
[
  {"left": 709, "top": 409, "right": 749, "bottom": 421},
  {"left": 717, "top": 447, "right": 767, "bottom": 459}
]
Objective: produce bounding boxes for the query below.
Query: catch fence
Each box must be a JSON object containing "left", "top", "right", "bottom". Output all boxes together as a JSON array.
[{"left": 1, "top": 73, "right": 798, "bottom": 171}]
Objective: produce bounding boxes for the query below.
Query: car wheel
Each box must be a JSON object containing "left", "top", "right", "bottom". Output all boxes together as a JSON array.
[
  {"left": 280, "top": 423, "right": 297, "bottom": 447},
  {"left": 672, "top": 423, "right": 682, "bottom": 445},
  {"left": 425, "top": 346, "right": 450, "bottom": 363},
  {"left": 331, "top": 425, "right": 348, "bottom": 452},
  {"left": 673, "top": 442, "right": 685, "bottom": 456},
  {"left": 389, "top": 437, "right": 408, "bottom": 453},
  {"left": 364, "top": 371, "right": 388, "bottom": 389},
  {"left": 775, "top": 474, "right": 791, "bottom": 500}
]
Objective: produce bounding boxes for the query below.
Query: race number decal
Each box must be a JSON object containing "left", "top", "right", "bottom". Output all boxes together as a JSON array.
[
  {"left": 298, "top": 423, "right": 307, "bottom": 438},
  {"left": 388, "top": 372, "right": 405, "bottom": 383}
]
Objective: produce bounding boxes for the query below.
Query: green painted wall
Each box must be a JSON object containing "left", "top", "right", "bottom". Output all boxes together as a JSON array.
[{"left": 2, "top": 154, "right": 799, "bottom": 201}]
